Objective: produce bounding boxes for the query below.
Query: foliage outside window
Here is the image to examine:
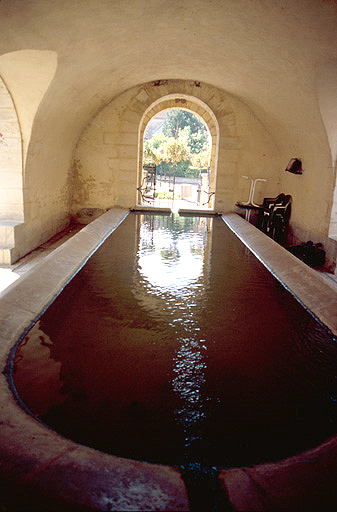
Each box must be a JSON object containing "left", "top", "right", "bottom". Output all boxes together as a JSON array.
[{"left": 143, "top": 110, "right": 210, "bottom": 178}]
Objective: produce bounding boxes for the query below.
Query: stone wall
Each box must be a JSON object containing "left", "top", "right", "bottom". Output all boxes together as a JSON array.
[
  {"left": 0, "top": 77, "right": 23, "bottom": 222},
  {"left": 72, "top": 80, "right": 282, "bottom": 215}
]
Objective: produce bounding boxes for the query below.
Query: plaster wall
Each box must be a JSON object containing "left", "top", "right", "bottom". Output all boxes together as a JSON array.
[
  {"left": 316, "top": 61, "right": 337, "bottom": 238},
  {"left": 72, "top": 80, "right": 282, "bottom": 215},
  {"left": 278, "top": 118, "right": 334, "bottom": 237},
  {"left": 2, "top": 127, "right": 74, "bottom": 262}
]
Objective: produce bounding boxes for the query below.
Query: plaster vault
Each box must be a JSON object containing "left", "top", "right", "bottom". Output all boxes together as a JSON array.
[{"left": 0, "top": 49, "right": 58, "bottom": 264}]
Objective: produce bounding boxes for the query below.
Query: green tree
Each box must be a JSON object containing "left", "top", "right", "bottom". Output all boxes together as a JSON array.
[
  {"left": 163, "top": 111, "right": 208, "bottom": 154},
  {"left": 163, "top": 129, "right": 190, "bottom": 164},
  {"left": 188, "top": 127, "right": 208, "bottom": 154},
  {"left": 190, "top": 148, "right": 210, "bottom": 170},
  {"left": 143, "top": 109, "right": 210, "bottom": 178},
  {"left": 163, "top": 110, "right": 207, "bottom": 139},
  {"left": 143, "top": 134, "right": 166, "bottom": 165}
]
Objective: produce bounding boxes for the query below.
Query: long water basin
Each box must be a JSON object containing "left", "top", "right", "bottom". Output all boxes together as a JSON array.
[{"left": 11, "top": 213, "right": 337, "bottom": 469}]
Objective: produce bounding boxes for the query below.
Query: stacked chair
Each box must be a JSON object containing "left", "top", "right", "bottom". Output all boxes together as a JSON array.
[{"left": 257, "top": 193, "right": 292, "bottom": 245}]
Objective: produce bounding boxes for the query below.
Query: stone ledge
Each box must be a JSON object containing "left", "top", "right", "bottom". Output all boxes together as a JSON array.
[
  {"left": 222, "top": 213, "right": 337, "bottom": 337},
  {"left": 0, "top": 221, "right": 24, "bottom": 264},
  {"left": 0, "top": 208, "right": 130, "bottom": 338}
]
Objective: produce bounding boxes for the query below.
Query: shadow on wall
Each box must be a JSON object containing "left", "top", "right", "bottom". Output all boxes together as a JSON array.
[
  {"left": 0, "top": 50, "right": 58, "bottom": 263},
  {"left": 0, "top": 49, "right": 58, "bottom": 166}
]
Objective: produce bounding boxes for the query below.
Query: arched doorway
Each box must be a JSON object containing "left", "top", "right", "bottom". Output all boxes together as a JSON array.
[
  {"left": 141, "top": 108, "right": 212, "bottom": 210},
  {"left": 137, "top": 95, "right": 219, "bottom": 211}
]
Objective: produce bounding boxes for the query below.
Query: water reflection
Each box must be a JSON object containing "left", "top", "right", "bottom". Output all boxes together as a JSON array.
[
  {"left": 13, "top": 321, "right": 64, "bottom": 415},
  {"left": 135, "top": 215, "right": 212, "bottom": 459},
  {"left": 172, "top": 337, "right": 209, "bottom": 461},
  {"left": 137, "top": 214, "right": 209, "bottom": 290}
]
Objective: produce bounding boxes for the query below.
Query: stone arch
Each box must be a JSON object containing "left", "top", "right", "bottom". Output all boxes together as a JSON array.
[
  {"left": 72, "top": 80, "right": 258, "bottom": 216},
  {"left": 0, "top": 50, "right": 58, "bottom": 263},
  {"left": 0, "top": 75, "right": 23, "bottom": 222},
  {"left": 137, "top": 94, "right": 219, "bottom": 209},
  {"left": 0, "top": 76, "right": 23, "bottom": 263},
  {"left": 125, "top": 80, "right": 243, "bottom": 212}
]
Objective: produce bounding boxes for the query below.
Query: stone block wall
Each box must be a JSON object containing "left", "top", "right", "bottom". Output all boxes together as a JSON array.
[
  {"left": 71, "top": 80, "right": 282, "bottom": 216},
  {"left": 0, "top": 77, "right": 23, "bottom": 222}
]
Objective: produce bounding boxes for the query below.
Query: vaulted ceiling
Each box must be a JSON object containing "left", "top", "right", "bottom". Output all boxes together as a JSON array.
[{"left": 0, "top": 0, "right": 336, "bottom": 161}]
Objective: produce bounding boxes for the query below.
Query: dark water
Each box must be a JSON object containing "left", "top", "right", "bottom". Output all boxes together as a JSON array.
[{"left": 12, "top": 213, "right": 337, "bottom": 468}]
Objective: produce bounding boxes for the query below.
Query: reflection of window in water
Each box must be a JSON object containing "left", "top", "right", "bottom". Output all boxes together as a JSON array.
[
  {"left": 136, "top": 214, "right": 212, "bottom": 458},
  {"left": 172, "top": 336, "right": 208, "bottom": 460},
  {"left": 160, "top": 245, "right": 180, "bottom": 263},
  {"left": 137, "top": 215, "right": 211, "bottom": 290}
]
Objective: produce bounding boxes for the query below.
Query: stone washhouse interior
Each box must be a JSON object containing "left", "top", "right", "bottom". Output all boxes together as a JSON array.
[{"left": 0, "top": 1, "right": 337, "bottom": 511}]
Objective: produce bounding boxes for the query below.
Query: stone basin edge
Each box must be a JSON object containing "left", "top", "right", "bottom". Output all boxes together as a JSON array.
[
  {"left": 0, "top": 210, "right": 336, "bottom": 510},
  {"left": 220, "top": 213, "right": 337, "bottom": 510},
  {"left": 0, "top": 208, "right": 189, "bottom": 511},
  {"left": 222, "top": 213, "right": 337, "bottom": 338}
]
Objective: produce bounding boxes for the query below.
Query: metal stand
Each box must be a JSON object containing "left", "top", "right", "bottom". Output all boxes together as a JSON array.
[{"left": 237, "top": 176, "right": 267, "bottom": 221}]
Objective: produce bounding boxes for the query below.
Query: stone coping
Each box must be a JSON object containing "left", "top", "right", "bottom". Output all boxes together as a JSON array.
[
  {"left": 222, "top": 213, "right": 337, "bottom": 338},
  {"left": 0, "top": 210, "right": 337, "bottom": 509}
]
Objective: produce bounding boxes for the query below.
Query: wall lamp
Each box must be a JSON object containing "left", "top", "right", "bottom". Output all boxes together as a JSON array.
[{"left": 285, "top": 158, "right": 303, "bottom": 174}]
